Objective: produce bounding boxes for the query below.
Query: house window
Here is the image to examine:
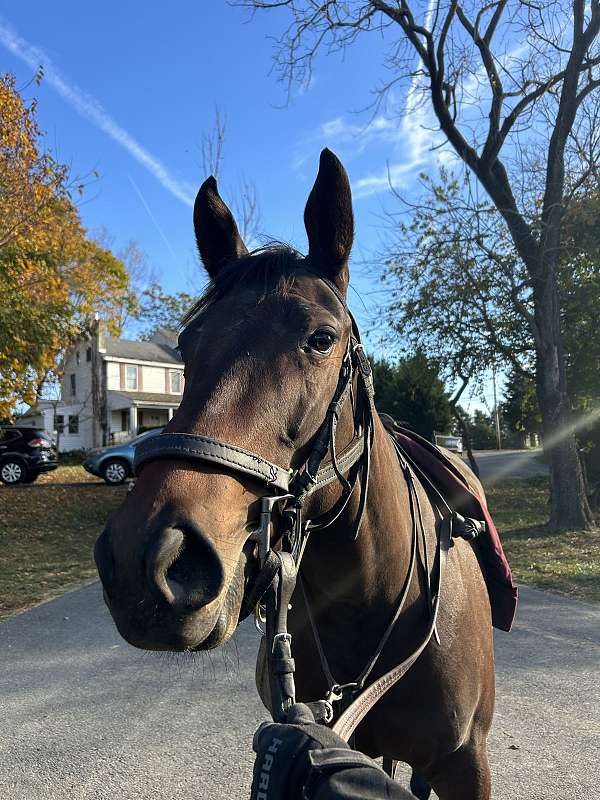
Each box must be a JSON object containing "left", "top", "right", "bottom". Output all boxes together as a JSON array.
[
  {"left": 55, "top": 415, "right": 64, "bottom": 434},
  {"left": 68, "top": 415, "right": 79, "bottom": 434},
  {"left": 121, "top": 410, "right": 129, "bottom": 431},
  {"left": 70, "top": 374, "right": 76, "bottom": 396},
  {"left": 86, "top": 347, "right": 92, "bottom": 362},
  {"left": 76, "top": 351, "right": 81, "bottom": 365},
  {"left": 170, "top": 370, "right": 182, "bottom": 393},
  {"left": 125, "top": 365, "right": 138, "bottom": 390}
]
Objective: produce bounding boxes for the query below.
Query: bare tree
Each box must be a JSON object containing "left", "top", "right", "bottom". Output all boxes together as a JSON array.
[
  {"left": 240, "top": 0, "right": 600, "bottom": 530},
  {"left": 91, "top": 230, "right": 153, "bottom": 336},
  {"left": 200, "top": 107, "right": 262, "bottom": 244},
  {"left": 201, "top": 106, "right": 227, "bottom": 180},
  {"left": 235, "top": 175, "right": 262, "bottom": 244}
]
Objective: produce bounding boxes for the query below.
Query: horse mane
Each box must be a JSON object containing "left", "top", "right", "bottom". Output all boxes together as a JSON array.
[{"left": 181, "top": 243, "right": 306, "bottom": 330}]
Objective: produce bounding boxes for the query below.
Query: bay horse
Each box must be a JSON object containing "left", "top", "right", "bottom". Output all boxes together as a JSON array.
[{"left": 94, "top": 149, "right": 495, "bottom": 799}]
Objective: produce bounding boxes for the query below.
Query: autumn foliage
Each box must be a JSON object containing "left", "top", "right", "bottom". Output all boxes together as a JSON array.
[{"left": 0, "top": 73, "right": 133, "bottom": 418}]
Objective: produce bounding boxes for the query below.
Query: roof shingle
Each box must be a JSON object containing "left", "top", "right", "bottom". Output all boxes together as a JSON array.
[{"left": 103, "top": 337, "right": 182, "bottom": 364}]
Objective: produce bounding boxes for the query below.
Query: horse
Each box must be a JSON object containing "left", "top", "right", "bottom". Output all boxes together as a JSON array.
[{"left": 94, "top": 148, "right": 495, "bottom": 800}]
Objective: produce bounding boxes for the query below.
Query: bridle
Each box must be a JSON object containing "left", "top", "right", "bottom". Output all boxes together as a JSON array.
[
  {"left": 134, "top": 273, "right": 376, "bottom": 564},
  {"left": 133, "top": 273, "right": 375, "bottom": 696},
  {"left": 135, "top": 282, "right": 374, "bottom": 517},
  {"left": 133, "top": 271, "right": 451, "bottom": 743}
]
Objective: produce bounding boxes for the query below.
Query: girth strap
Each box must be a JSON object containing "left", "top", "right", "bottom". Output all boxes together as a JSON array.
[{"left": 133, "top": 432, "right": 292, "bottom": 493}]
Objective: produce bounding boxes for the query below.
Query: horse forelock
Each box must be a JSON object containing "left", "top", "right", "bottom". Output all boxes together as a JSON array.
[{"left": 181, "top": 244, "right": 306, "bottom": 333}]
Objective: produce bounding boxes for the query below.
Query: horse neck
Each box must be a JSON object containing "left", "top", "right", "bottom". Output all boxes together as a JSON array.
[{"left": 300, "top": 410, "right": 415, "bottom": 614}]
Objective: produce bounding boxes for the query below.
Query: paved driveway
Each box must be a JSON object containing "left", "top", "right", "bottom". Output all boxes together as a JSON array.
[
  {"left": 466, "top": 449, "right": 548, "bottom": 485},
  {"left": 1, "top": 583, "right": 597, "bottom": 799}
]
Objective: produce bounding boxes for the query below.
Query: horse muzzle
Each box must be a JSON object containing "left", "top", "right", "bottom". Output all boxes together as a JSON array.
[{"left": 94, "top": 518, "right": 233, "bottom": 651}]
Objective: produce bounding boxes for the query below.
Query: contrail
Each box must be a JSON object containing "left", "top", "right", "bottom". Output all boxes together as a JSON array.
[
  {"left": 352, "top": 0, "right": 440, "bottom": 199},
  {"left": 128, "top": 176, "right": 179, "bottom": 260},
  {"left": 400, "top": 0, "right": 438, "bottom": 170},
  {"left": 0, "top": 17, "right": 194, "bottom": 208}
]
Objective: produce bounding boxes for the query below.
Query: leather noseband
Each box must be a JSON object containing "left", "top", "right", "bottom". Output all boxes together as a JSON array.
[{"left": 134, "top": 432, "right": 293, "bottom": 493}]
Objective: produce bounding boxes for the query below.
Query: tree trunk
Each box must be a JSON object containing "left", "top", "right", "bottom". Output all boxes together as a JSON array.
[
  {"left": 452, "top": 405, "right": 479, "bottom": 477},
  {"left": 533, "top": 265, "right": 594, "bottom": 531}
]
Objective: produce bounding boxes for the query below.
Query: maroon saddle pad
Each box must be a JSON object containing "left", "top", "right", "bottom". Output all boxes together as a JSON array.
[{"left": 381, "top": 416, "right": 518, "bottom": 632}]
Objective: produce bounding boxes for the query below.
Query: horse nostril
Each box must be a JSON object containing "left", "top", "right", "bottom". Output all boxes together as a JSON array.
[{"left": 147, "top": 525, "right": 225, "bottom": 610}]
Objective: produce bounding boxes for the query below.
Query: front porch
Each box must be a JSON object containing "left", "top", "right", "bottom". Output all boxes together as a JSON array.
[{"left": 106, "top": 392, "right": 180, "bottom": 443}]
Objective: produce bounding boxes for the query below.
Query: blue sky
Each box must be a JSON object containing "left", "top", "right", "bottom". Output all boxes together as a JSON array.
[
  {"left": 0, "top": 3, "right": 438, "bottom": 310},
  {"left": 2, "top": 2, "right": 502, "bottom": 411},
  {"left": 0, "top": 0, "right": 504, "bottom": 416}
]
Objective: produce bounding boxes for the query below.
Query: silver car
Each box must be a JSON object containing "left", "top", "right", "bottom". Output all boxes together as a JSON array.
[
  {"left": 434, "top": 433, "right": 464, "bottom": 455},
  {"left": 83, "top": 428, "right": 162, "bottom": 485}
]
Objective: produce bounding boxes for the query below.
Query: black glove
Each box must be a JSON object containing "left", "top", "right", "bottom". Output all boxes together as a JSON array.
[
  {"left": 250, "top": 703, "right": 350, "bottom": 800},
  {"left": 250, "top": 704, "right": 417, "bottom": 800}
]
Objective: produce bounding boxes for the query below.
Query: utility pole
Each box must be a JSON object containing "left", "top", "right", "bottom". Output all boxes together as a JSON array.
[{"left": 492, "top": 368, "right": 502, "bottom": 450}]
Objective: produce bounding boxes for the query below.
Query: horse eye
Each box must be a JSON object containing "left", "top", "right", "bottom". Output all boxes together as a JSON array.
[{"left": 305, "top": 330, "right": 336, "bottom": 354}]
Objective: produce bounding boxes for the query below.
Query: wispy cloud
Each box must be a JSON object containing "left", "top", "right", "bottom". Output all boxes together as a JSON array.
[
  {"left": 352, "top": 6, "right": 532, "bottom": 200},
  {"left": 351, "top": 161, "right": 415, "bottom": 199},
  {"left": 0, "top": 17, "right": 195, "bottom": 207},
  {"left": 292, "top": 114, "right": 400, "bottom": 172},
  {"left": 351, "top": 0, "right": 446, "bottom": 198},
  {"left": 128, "top": 176, "right": 178, "bottom": 259},
  {"left": 295, "top": 0, "right": 453, "bottom": 199}
]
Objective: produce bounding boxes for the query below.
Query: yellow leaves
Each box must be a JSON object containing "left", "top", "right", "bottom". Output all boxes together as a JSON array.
[{"left": 0, "top": 72, "right": 134, "bottom": 416}]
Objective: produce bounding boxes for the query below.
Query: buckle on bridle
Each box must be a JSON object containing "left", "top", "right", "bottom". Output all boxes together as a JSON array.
[
  {"left": 353, "top": 343, "right": 375, "bottom": 399},
  {"left": 271, "top": 631, "right": 292, "bottom": 653},
  {"left": 322, "top": 701, "right": 334, "bottom": 724},
  {"left": 326, "top": 682, "right": 359, "bottom": 704},
  {"left": 247, "top": 493, "right": 294, "bottom": 564},
  {"left": 254, "top": 602, "right": 267, "bottom": 635}
]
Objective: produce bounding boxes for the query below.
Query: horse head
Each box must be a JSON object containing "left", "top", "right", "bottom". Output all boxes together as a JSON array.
[{"left": 94, "top": 149, "right": 357, "bottom": 652}]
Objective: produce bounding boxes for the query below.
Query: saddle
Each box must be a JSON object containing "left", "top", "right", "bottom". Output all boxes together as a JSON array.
[{"left": 379, "top": 414, "right": 518, "bottom": 632}]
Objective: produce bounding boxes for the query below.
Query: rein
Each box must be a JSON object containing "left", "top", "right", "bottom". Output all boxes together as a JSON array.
[{"left": 132, "top": 274, "right": 449, "bottom": 741}]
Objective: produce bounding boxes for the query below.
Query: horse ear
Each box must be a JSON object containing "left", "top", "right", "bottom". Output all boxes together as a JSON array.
[
  {"left": 304, "top": 148, "right": 354, "bottom": 292},
  {"left": 193, "top": 177, "right": 248, "bottom": 278}
]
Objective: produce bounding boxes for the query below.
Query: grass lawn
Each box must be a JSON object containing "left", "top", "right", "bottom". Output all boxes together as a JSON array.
[
  {"left": 486, "top": 475, "right": 600, "bottom": 602},
  {"left": 0, "top": 471, "right": 598, "bottom": 622},
  {"left": 36, "top": 464, "right": 104, "bottom": 484},
  {"left": 0, "top": 473, "right": 124, "bottom": 621}
]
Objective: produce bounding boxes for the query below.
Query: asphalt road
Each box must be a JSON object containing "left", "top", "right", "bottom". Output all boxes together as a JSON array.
[
  {"left": 1, "top": 452, "right": 545, "bottom": 491},
  {"left": 1, "top": 582, "right": 598, "bottom": 800},
  {"left": 466, "top": 449, "right": 548, "bottom": 485}
]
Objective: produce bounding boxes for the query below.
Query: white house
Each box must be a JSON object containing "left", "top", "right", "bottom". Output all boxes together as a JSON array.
[{"left": 20, "top": 325, "right": 184, "bottom": 452}]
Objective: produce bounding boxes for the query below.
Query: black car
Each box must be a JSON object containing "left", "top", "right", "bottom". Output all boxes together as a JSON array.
[{"left": 0, "top": 427, "right": 58, "bottom": 485}]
